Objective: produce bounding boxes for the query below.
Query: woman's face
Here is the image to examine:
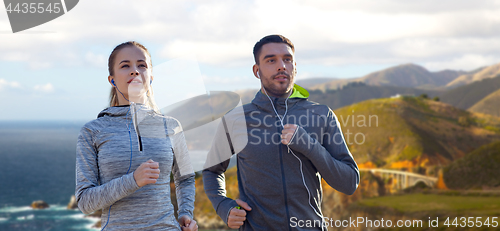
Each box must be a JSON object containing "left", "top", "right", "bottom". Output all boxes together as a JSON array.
[{"left": 108, "top": 45, "right": 153, "bottom": 104}]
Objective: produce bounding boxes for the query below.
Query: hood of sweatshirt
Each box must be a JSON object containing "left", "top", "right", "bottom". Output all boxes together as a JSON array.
[
  {"left": 97, "top": 104, "right": 157, "bottom": 118},
  {"left": 97, "top": 105, "right": 131, "bottom": 118},
  {"left": 251, "top": 84, "right": 309, "bottom": 113}
]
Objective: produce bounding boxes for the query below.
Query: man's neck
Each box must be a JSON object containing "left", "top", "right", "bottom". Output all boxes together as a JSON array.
[{"left": 260, "top": 87, "right": 293, "bottom": 98}]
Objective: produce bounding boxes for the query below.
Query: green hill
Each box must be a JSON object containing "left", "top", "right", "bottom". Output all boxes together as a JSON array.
[
  {"left": 440, "top": 75, "right": 500, "bottom": 110},
  {"left": 468, "top": 88, "right": 500, "bottom": 117},
  {"left": 443, "top": 141, "right": 500, "bottom": 190},
  {"left": 331, "top": 96, "right": 500, "bottom": 169},
  {"left": 308, "top": 82, "right": 441, "bottom": 110}
]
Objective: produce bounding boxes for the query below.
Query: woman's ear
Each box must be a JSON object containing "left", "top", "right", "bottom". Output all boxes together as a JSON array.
[{"left": 108, "top": 76, "right": 115, "bottom": 86}]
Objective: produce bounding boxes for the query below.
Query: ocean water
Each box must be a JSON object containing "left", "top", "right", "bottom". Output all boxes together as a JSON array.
[
  {"left": 0, "top": 121, "right": 213, "bottom": 231},
  {"left": 0, "top": 121, "right": 99, "bottom": 231}
]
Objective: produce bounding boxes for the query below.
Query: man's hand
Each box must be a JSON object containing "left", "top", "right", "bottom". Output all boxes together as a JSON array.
[
  {"left": 281, "top": 124, "right": 298, "bottom": 145},
  {"left": 133, "top": 159, "right": 160, "bottom": 187},
  {"left": 228, "top": 199, "right": 252, "bottom": 229},
  {"left": 179, "top": 215, "right": 198, "bottom": 231}
]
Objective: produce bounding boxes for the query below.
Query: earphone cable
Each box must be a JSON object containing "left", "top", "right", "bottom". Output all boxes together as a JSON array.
[{"left": 262, "top": 87, "right": 327, "bottom": 231}]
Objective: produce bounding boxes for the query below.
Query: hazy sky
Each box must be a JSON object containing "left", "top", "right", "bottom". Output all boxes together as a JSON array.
[{"left": 1, "top": 0, "right": 500, "bottom": 120}]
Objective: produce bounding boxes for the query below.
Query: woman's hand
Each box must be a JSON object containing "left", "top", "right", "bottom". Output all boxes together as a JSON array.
[
  {"left": 133, "top": 159, "right": 160, "bottom": 187},
  {"left": 179, "top": 215, "right": 198, "bottom": 231}
]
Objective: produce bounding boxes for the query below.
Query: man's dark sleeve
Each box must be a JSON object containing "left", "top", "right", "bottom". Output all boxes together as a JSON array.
[
  {"left": 288, "top": 108, "right": 359, "bottom": 195},
  {"left": 202, "top": 118, "right": 239, "bottom": 225}
]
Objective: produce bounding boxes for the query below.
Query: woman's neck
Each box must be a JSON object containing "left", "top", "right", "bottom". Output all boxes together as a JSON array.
[{"left": 117, "top": 94, "right": 147, "bottom": 106}]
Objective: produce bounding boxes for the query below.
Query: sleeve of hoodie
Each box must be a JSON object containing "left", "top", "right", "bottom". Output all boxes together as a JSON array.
[
  {"left": 169, "top": 118, "right": 196, "bottom": 220},
  {"left": 201, "top": 117, "right": 239, "bottom": 225},
  {"left": 75, "top": 124, "right": 140, "bottom": 215},
  {"left": 288, "top": 108, "right": 360, "bottom": 195}
]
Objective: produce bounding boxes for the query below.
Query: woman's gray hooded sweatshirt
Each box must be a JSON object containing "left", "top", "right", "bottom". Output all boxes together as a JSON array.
[{"left": 75, "top": 105, "right": 195, "bottom": 230}]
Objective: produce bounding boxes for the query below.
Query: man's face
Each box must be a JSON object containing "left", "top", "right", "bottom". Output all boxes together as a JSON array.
[{"left": 253, "top": 42, "right": 296, "bottom": 97}]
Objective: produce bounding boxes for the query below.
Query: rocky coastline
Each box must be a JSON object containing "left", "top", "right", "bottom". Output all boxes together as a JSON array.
[{"left": 28, "top": 195, "right": 102, "bottom": 229}]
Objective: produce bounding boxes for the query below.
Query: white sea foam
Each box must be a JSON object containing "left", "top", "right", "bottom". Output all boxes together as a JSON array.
[
  {"left": 70, "top": 215, "right": 100, "bottom": 230},
  {"left": 16, "top": 214, "right": 34, "bottom": 220},
  {"left": 68, "top": 213, "right": 85, "bottom": 219},
  {"left": 1, "top": 204, "right": 99, "bottom": 229},
  {"left": 46, "top": 205, "right": 67, "bottom": 211},
  {"left": 0, "top": 204, "right": 68, "bottom": 214},
  {"left": 84, "top": 222, "right": 100, "bottom": 230},
  {"left": 66, "top": 213, "right": 98, "bottom": 221},
  {"left": 0, "top": 206, "right": 31, "bottom": 213}
]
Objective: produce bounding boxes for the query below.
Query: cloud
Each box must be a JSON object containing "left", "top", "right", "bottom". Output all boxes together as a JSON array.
[
  {"left": 33, "top": 83, "right": 55, "bottom": 93},
  {"left": 0, "top": 79, "right": 22, "bottom": 91},
  {"left": 0, "top": 79, "right": 59, "bottom": 95},
  {"left": 203, "top": 75, "right": 253, "bottom": 84},
  {"left": 4, "top": 0, "right": 500, "bottom": 120},
  {"left": 201, "top": 74, "right": 257, "bottom": 91},
  {"left": 297, "top": 0, "right": 500, "bottom": 14},
  {"left": 160, "top": 40, "right": 253, "bottom": 66},
  {"left": 424, "top": 54, "right": 500, "bottom": 71},
  {"left": 1, "top": 0, "right": 500, "bottom": 73},
  {"left": 85, "top": 51, "right": 107, "bottom": 69}
]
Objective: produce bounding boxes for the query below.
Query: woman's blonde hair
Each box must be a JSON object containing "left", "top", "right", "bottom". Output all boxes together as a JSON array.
[{"left": 108, "top": 41, "right": 160, "bottom": 112}]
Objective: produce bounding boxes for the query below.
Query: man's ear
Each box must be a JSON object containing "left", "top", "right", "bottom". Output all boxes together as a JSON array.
[{"left": 253, "top": 64, "right": 260, "bottom": 79}]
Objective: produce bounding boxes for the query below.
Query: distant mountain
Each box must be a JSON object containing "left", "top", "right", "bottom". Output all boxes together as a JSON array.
[
  {"left": 295, "top": 77, "right": 337, "bottom": 88},
  {"left": 332, "top": 96, "right": 500, "bottom": 169},
  {"left": 440, "top": 75, "right": 500, "bottom": 110},
  {"left": 308, "top": 82, "right": 442, "bottom": 110},
  {"left": 235, "top": 89, "right": 258, "bottom": 104},
  {"left": 362, "top": 63, "right": 447, "bottom": 88},
  {"left": 310, "top": 63, "right": 465, "bottom": 91},
  {"left": 309, "top": 77, "right": 362, "bottom": 91},
  {"left": 469, "top": 88, "right": 500, "bottom": 117},
  {"left": 446, "top": 63, "right": 500, "bottom": 88},
  {"left": 415, "top": 69, "right": 468, "bottom": 90},
  {"left": 443, "top": 141, "right": 500, "bottom": 190},
  {"left": 433, "top": 69, "right": 468, "bottom": 83}
]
